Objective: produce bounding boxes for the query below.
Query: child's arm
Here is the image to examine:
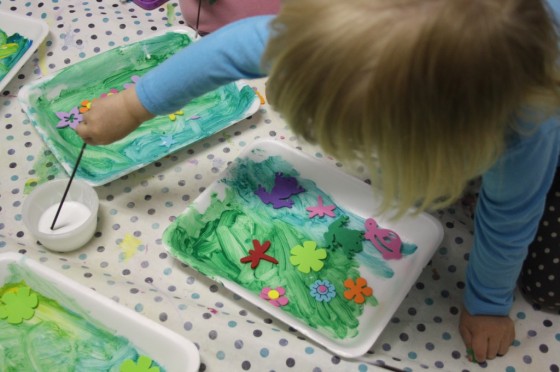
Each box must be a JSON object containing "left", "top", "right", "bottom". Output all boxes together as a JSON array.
[
  {"left": 462, "top": 117, "right": 560, "bottom": 362},
  {"left": 136, "top": 15, "right": 272, "bottom": 115},
  {"left": 76, "top": 15, "right": 273, "bottom": 145}
]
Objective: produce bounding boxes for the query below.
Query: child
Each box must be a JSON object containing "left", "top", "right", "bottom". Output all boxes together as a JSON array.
[
  {"left": 76, "top": 0, "right": 560, "bottom": 364},
  {"left": 179, "top": 0, "right": 281, "bottom": 35}
]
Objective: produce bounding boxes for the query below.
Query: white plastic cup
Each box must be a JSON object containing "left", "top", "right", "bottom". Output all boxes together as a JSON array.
[{"left": 22, "top": 179, "right": 99, "bottom": 252}]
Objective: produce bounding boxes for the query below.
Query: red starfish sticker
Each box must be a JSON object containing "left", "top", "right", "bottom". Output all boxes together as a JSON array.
[{"left": 240, "top": 240, "right": 279, "bottom": 269}]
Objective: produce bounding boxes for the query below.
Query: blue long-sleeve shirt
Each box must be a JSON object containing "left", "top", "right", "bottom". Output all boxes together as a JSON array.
[{"left": 136, "top": 5, "right": 560, "bottom": 316}]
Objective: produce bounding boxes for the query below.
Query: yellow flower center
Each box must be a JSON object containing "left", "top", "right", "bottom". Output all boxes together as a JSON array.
[{"left": 268, "top": 289, "right": 280, "bottom": 299}]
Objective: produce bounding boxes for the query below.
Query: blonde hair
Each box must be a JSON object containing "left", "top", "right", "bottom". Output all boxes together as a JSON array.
[{"left": 264, "top": 0, "right": 560, "bottom": 217}]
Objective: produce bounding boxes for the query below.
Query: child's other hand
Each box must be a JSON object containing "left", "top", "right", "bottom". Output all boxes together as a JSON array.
[
  {"left": 459, "top": 306, "right": 515, "bottom": 363},
  {"left": 75, "top": 87, "right": 154, "bottom": 145}
]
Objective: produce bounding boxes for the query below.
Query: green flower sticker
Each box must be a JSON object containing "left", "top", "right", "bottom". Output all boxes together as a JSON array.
[
  {"left": 120, "top": 355, "right": 160, "bottom": 372},
  {"left": 289, "top": 241, "right": 327, "bottom": 273},
  {"left": 0, "top": 286, "right": 39, "bottom": 324}
]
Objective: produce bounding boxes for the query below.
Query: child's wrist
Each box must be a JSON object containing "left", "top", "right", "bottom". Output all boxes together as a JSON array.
[{"left": 124, "top": 86, "right": 155, "bottom": 125}]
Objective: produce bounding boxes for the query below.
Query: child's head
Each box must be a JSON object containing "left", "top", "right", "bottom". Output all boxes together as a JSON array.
[{"left": 264, "top": 0, "right": 560, "bottom": 216}]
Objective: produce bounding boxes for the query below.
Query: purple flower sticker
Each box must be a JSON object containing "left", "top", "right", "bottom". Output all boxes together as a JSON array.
[
  {"left": 55, "top": 107, "right": 83, "bottom": 129},
  {"left": 124, "top": 75, "right": 140, "bottom": 90}
]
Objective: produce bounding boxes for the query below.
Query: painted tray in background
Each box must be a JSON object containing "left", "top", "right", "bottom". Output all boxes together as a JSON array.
[
  {"left": 163, "top": 139, "right": 444, "bottom": 358},
  {"left": 18, "top": 28, "right": 260, "bottom": 186},
  {"left": 0, "top": 10, "right": 49, "bottom": 92},
  {"left": 0, "top": 252, "right": 200, "bottom": 372}
]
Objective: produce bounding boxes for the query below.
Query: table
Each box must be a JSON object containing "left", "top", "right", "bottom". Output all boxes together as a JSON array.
[{"left": 1, "top": 1, "right": 558, "bottom": 371}]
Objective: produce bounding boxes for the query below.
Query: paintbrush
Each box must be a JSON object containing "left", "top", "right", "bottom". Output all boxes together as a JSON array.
[{"left": 50, "top": 142, "right": 87, "bottom": 230}]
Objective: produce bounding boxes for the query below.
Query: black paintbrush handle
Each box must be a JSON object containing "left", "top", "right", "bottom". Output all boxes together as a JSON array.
[{"left": 50, "top": 142, "right": 87, "bottom": 230}]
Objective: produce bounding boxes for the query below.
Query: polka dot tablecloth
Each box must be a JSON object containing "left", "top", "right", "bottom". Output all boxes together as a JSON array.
[{"left": 1, "top": 1, "right": 559, "bottom": 371}]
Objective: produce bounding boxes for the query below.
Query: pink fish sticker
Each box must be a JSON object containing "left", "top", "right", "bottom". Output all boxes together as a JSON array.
[{"left": 364, "top": 218, "right": 402, "bottom": 260}]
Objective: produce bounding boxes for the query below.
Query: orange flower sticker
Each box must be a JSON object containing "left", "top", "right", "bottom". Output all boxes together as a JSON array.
[
  {"left": 343, "top": 277, "right": 373, "bottom": 304},
  {"left": 79, "top": 99, "right": 91, "bottom": 113}
]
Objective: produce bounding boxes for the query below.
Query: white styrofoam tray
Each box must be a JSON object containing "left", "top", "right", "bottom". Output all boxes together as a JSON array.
[
  {"left": 0, "top": 10, "right": 49, "bottom": 92},
  {"left": 164, "top": 139, "right": 444, "bottom": 358},
  {"left": 0, "top": 252, "right": 200, "bottom": 371}
]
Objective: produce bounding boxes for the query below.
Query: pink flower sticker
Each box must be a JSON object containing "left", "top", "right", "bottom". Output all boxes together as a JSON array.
[
  {"left": 123, "top": 75, "right": 140, "bottom": 90},
  {"left": 99, "top": 88, "right": 119, "bottom": 98},
  {"left": 259, "top": 287, "right": 289, "bottom": 307}
]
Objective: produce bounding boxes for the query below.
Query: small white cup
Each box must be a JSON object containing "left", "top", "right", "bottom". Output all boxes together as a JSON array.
[{"left": 23, "top": 179, "right": 99, "bottom": 252}]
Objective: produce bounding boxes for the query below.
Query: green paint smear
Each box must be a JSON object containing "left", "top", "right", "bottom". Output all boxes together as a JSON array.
[
  {"left": 21, "top": 31, "right": 257, "bottom": 185},
  {"left": 0, "top": 29, "right": 32, "bottom": 80},
  {"left": 0, "top": 266, "right": 164, "bottom": 371},
  {"left": 163, "top": 155, "right": 417, "bottom": 340}
]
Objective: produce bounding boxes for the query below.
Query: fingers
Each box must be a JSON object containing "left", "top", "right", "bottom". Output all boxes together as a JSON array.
[
  {"left": 486, "top": 336, "right": 500, "bottom": 360},
  {"left": 459, "top": 311, "right": 474, "bottom": 360},
  {"left": 74, "top": 121, "right": 96, "bottom": 146},
  {"left": 467, "top": 331, "right": 513, "bottom": 363},
  {"left": 459, "top": 307, "right": 515, "bottom": 364},
  {"left": 459, "top": 323, "right": 472, "bottom": 352},
  {"left": 498, "top": 323, "right": 515, "bottom": 356},
  {"left": 470, "top": 333, "right": 488, "bottom": 363}
]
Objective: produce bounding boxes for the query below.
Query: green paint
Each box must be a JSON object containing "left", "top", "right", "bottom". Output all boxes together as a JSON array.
[
  {"left": 0, "top": 267, "right": 164, "bottom": 371},
  {"left": 164, "top": 155, "right": 418, "bottom": 340},
  {"left": 0, "top": 29, "right": 32, "bottom": 80},
  {"left": 20, "top": 31, "right": 258, "bottom": 186}
]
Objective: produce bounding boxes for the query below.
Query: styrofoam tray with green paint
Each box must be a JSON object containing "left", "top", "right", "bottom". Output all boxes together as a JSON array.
[
  {"left": 0, "top": 252, "right": 200, "bottom": 371},
  {"left": 18, "top": 28, "right": 260, "bottom": 186},
  {"left": 163, "top": 139, "right": 444, "bottom": 358},
  {"left": 0, "top": 10, "right": 48, "bottom": 92}
]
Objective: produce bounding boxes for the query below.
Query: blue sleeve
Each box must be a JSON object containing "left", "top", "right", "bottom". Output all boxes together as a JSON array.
[
  {"left": 546, "top": 0, "right": 560, "bottom": 25},
  {"left": 465, "top": 117, "right": 560, "bottom": 315},
  {"left": 136, "top": 15, "right": 273, "bottom": 115}
]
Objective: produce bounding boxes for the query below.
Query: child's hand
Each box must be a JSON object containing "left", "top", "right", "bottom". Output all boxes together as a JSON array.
[
  {"left": 75, "top": 87, "right": 154, "bottom": 145},
  {"left": 459, "top": 306, "right": 515, "bottom": 363}
]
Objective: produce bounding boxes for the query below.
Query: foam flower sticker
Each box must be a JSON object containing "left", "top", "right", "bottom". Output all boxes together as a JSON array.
[
  {"left": 0, "top": 286, "right": 39, "bottom": 324},
  {"left": 100, "top": 88, "right": 119, "bottom": 98},
  {"left": 309, "top": 279, "right": 336, "bottom": 302},
  {"left": 259, "top": 287, "right": 289, "bottom": 307},
  {"left": 55, "top": 107, "right": 83, "bottom": 129},
  {"left": 289, "top": 241, "right": 327, "bottom": 273},
  {"left": 160, "top": 134, "right": 175, "bottom": 148},
  {"left": 79, "top": 99, "right": 91, "bottom": 114},
  {"left": 119, "top": 355, "right": 160, "bottom": 372},
  {"left": 168, "top": 110, "right": 184, "bottom": 121},
  {"left": 343, "top": 277, "right": 373, "bottom": 304},
  {"left": 123, "top": 75, "right": 140, "bottom": 90}
]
